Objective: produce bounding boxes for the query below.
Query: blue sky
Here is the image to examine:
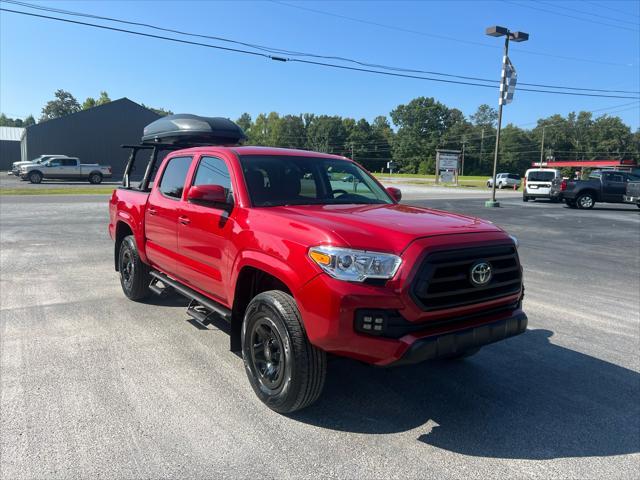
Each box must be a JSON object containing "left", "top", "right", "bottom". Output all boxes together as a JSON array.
[{"left": 1, "top": 0, "right": 639, "bottom": 129}]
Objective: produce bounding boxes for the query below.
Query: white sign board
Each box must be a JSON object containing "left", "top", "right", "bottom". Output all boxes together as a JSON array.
[
  {"left": 440, "top": 171, "right": 455, "bottom": 183},
  {"left": 438, "top": 154, "right": 459, "bottom": 170}
]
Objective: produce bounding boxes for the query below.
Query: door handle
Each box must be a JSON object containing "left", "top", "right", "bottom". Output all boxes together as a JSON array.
[
  {"left": 148, "top": 208, "right": 157, "bottom": 216},
  {"left": 179, "top": 216, "right": 191, "bottom": 225}
]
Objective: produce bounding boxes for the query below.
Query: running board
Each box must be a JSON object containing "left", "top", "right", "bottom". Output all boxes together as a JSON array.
[{"left": 149, "top": 270, "right": 232, "bottom": 322}]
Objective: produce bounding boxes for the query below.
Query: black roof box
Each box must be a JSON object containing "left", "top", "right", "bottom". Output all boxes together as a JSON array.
[{"left": 141, "top": 114, "right": 246, "bottom": 146}]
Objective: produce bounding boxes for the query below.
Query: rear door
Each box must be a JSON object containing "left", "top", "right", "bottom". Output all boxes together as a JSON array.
[
  {"left": 526, "top": 170, "right": 555, "bottom": 195},
  {"left": 144, "top": 155, "right": 193, "bottom": 275},
  {"left": 601, "top": 172, "right": 627, "bottom": 202},
  {"left": 176, "top": 155, "right": 236, "bottom": 303}
]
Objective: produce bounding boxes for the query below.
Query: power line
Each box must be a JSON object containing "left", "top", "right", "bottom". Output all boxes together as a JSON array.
[
  {"left": 271, "top": 0, "right": 636, "bottom": 68},
  {"left": 584, "top": 0, "right": 640, "bottom": 19},
  {"left": 7, "top": 0, "right": 638, "bottom": 95},
  {"left": 535, "top": 0, "right": 639, "bottom": 27},
  {"left": 507, "top": 0, "right": 640, "bottom": 33},
  {"left": 1, "top": 7, "right": 639, "bottom": 101}
]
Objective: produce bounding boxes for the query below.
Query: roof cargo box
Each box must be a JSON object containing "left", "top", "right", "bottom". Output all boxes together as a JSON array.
[{"left": 141, "top": 114, "right": 246, "bottom": 146}]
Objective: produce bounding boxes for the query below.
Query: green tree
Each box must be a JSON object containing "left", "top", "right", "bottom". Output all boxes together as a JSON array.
[
  {"left": 40, "top": 89, "right": 81, "bottom": 121},
  {"left": 390, "top": 97, "right": 462, "bottom": 173},
  {"left": 236, "top": 113, "right": 252, "bottom": 136}
]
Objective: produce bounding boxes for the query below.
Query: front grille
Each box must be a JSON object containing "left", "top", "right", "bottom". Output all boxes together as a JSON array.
[{"left": 411, "top": 245, "right": 522, "bottom": 311}]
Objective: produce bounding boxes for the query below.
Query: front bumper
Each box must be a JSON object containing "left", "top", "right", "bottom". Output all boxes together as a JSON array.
[
  {"left": 623, "top": 195, "right": 639, "bottom": 204},
  {"left": 390, "top": 311, "right": 527, "bottom": 366}
]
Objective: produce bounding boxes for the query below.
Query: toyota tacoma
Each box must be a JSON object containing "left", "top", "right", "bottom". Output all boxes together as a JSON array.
[{"left": 109, "top": 114, "right": 527, "bottom": 413}]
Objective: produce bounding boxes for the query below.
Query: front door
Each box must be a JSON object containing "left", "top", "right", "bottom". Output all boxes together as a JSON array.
[
  {"left": 602, "top": 172, "right": 627, "bottom": 202},
  {"left": 176, "top": 155, "right": 236, "bottom": 303},
  {"left": 144, "top": 155, "right": 193, "bottom": 275}
]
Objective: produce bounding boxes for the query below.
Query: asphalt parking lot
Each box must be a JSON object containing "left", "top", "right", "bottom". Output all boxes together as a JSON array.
[{"left": 1, "top": 193, "right": 638, "bottom": 479}]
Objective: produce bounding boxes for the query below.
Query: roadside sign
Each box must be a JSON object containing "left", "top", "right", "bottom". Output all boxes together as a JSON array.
[
  {"left": 438, "top": 155, "right": 459, "bottom": 170},
  {"left": 440, "top": 170, "right": 455, "bottom": 183}
]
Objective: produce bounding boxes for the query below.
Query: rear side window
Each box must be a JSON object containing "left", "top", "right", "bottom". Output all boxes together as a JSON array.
[
  {"left": 159, "top": 156, "right": 192, "bottom": 199},
  {"left": 508, "top": 174, "right": 520, "bottom": 180},
  {"left": 62, "top": 159, "right": 77, "bottom": 166}
]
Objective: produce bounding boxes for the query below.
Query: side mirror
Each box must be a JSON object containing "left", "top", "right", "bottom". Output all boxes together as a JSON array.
[
  {"left": 386, "top": 186, "right": 402, "bottom": 202},
  {"left": 188, "top": 184, "right": 229, "bottom": 205}
]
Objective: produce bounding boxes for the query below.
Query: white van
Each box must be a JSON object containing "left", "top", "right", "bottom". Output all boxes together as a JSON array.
[{"left": 523, "top": 168, "right": 561, "bottom": 202}]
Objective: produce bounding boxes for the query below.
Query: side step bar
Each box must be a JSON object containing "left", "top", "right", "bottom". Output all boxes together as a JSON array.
[{"left": 149, "top": 270, "right": 232, "bottom": 322}]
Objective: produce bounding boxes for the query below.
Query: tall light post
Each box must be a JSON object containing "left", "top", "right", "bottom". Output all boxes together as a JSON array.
[{"left": 485, "top": 26, "right": 529, "bottom": 208}]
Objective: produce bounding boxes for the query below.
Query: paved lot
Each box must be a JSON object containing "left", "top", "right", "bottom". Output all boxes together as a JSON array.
[{"left": 1, "top": 194, "right": 638, "bottom": 479}]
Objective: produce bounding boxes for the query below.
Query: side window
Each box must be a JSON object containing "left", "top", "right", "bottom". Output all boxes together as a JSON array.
[
  {"left": 63, "top": 159, "right": 77, "bottom": 166},
  {"left": 49, "top": 159, "right": 62, "bottom": 167},
  {"left": 158, "top": 156, "right": 192, "bottom": 199},
  {"left": 609, "top": 174, "right": 624, "bottom": 183},
  {"left": 193, "top": 156, "right": 233, "bottom": 196}
]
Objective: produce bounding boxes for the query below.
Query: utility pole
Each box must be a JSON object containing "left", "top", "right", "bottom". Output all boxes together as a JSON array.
[
  {"left": 479, "top": 128, "right": 485, "bottom": 169},
  {"left": 461, "top": 136, "right": 466, "bottom": 177},
  {"left": 485, "top": 26, "right": 529, "bottom": 208},
  {"left": 540, "top": 125, "right": 546, "bottom": 166}
]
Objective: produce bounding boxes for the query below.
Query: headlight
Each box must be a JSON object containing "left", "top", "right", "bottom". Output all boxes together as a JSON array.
[
  {"left": 509, "top": 235, "right": 519, "bottom": 248},
  {"left": 308, "top": 246, "right": 401, "bottom": 282}
]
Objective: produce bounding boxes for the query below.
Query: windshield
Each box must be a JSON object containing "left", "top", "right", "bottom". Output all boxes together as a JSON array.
[
  {"left": 239, "top": 155, "right": 393, "bottom": 207},
  {"left": 527, "top": 171, "right": 555, "bottom": 182}
]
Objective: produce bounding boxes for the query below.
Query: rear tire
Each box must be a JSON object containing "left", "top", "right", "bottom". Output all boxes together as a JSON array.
[
  {"left": 28, "top": 171, "right": 43, "bottom": 184},
  {"left": 565, "top": 199, "right": 577, "bottom": 209},
  {"left": 118, "top": 235, "right": 151, "bottom": 300},
  {"left": 242, "top": 290, "right": 326, "bottom": 414},
  {"left": 89, "top": 172, "right": 103, "bottom": 184},
  {"left": 576, "top": 192, "right": 595, "bottom": 209}
]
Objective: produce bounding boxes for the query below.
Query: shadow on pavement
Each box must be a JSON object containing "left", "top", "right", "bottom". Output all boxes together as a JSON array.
[{"left": 292, "top": 329, "right": 639, "bottom": 460}]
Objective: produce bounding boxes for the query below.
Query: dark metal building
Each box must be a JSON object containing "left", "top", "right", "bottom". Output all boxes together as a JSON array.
[
  {"left": 0, "top": 126, "right": 25, "bottom": 170},
  {"left": 20, "top": 98, "right": 160, "bottom": 177}
]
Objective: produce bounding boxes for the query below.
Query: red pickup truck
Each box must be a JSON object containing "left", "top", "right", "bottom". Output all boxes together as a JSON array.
[{"left": 109, "top": 114, "right": 527, "bottom": 413}]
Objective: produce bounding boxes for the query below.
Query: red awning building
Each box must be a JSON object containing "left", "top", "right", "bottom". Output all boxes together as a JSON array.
[{"left": 532, "top": 159, "right": 638, "bottom": 170}]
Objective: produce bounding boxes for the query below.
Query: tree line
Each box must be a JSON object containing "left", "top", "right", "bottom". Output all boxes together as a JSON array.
[
  {"left": 2, "top": 91, "right": 638, "bottom": 176},
  {"left": 236, "top": 97, "right": 639, "bottom": 175}
]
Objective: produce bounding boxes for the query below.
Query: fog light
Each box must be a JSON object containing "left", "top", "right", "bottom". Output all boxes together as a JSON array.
[{"left": 356, "top": 310, "right": 387, "bottom": 336}]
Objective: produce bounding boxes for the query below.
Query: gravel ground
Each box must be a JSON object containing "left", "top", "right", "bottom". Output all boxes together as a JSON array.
[{"left": 1, "top": 194, "right": 638, "bottom": 479}]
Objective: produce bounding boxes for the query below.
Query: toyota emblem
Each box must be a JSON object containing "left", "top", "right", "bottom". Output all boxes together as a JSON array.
[{"left": 470, "top": 261, "right": 492, "bottom": 287}]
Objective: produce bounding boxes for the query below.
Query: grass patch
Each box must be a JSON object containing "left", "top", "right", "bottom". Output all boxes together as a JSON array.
[
  {"left": 0, "top": 187, "right": 116, "bottom": 196},
  {"left": 374, "top": 173, "right": 488, "bottom": 181}
]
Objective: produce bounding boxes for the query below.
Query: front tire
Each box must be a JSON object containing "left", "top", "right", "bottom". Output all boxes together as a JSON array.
[
  {"left": 118, "top": 235, "right": 151, "bottom": 300},
  {"left": 28, "top": 171, "right": 43, "bottom": 184},
  {"left": 242, "top": 290, "right": 326, "bottom": 414},
  {"left": 576, "top": 192, "right": 595, "bottom": 209}
]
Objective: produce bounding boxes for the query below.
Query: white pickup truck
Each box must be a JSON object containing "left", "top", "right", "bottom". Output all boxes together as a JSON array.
[{"left": 20, "top": 157, "right": 112, "bottom": 184}]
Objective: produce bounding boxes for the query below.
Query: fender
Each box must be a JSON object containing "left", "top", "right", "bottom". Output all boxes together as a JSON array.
[
  {"left": 115, "top": 213, "right": 149, "bottom": 265},
  {"left": 228, "top": 249, "right": 316, "bottom": 305}
]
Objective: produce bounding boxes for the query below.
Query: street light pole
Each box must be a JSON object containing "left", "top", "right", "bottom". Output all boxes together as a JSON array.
[
  {"left": 484, "top": 26, "right": 529, "bottom": 208},
  {"left": 489, "top": 33, "right": 509, "bottom": 205}
]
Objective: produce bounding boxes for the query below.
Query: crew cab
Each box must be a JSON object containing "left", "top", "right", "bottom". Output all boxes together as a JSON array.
[
  {"left": 109, "top": 114, "right": 527, "bottom": 413},
  {"left": 623, "top": 180, "right": 640, "bottom": 208},
  {"left": 552, "top": 170, "right": 640, "bottom": 209},
  {"left": 20, "top": 157, "right": 112, "bottom": 184},
  {"left": 11, "top": 154, "right": 71, "bottom": 177}
]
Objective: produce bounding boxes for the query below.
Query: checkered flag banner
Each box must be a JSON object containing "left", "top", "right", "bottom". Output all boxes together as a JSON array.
[{"left": 499, "top": 56, "right": 517, "bottom": 105}]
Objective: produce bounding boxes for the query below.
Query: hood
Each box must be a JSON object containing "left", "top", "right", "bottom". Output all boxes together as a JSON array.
[{"left": 268, "top": 203, "right": 502, "bottom": 253}]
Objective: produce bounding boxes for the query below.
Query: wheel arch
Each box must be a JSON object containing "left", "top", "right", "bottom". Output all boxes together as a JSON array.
[{"left": 114, "top": 220, "right": 134, "bottom": 271}]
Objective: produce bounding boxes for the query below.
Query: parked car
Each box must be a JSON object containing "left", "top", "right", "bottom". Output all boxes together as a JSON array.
[
  {"left": 110, "top": 114, "right": 527, "bottom": 413},
  {"left": 487, "top": 173, "right": 521, "bottom": 189},
  {"left": 522, "top": 168, "right": 561, "bottom": 202},
  {"left": 623, "top": 180, "right": 640, "bottom": 208},
  {"left": 551, "top": 170, "right": 640, "bottom": 209},
  {"left": 20, "top": 157, "right": 112, "bottom": 184},
  {"left": 11, "top": 154, "right": 71, "bottom": 177}
]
